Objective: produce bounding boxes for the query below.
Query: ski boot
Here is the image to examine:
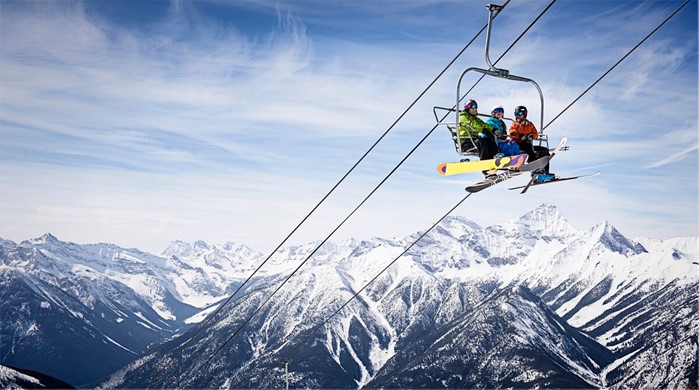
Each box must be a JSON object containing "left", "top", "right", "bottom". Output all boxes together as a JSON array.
[{"left": 535, "top": 172, "right": 556, "bottom": 183}]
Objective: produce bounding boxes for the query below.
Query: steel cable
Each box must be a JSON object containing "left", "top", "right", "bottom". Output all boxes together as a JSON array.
[
  {"left": 255, "top": 0, "right": 693, "bottom": 386},
  {"left": 152, "top": 3, "right": 511, "bottom": 388}
]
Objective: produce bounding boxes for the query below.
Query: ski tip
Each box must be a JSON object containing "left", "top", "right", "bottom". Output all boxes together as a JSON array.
[{"left": 437, "top": 163, "right": 447, "bottom": 176}]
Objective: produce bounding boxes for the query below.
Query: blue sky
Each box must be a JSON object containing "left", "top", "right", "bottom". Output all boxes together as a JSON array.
[{"left": 1, "top": 0, "right": 697, "bottom": 254}]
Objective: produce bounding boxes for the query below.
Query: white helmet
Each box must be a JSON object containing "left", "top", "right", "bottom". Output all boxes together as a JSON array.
[{"left": 491, "top": 105, "right": 504, "bottom": 115}]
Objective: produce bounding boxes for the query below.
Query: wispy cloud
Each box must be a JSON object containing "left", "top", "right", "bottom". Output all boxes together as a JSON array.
[
  {"left": 645, "top": 127, "right": 699, "bottom": 169},
  {"left": 0, "top": 0, "right": 696, "bottom": 252}
]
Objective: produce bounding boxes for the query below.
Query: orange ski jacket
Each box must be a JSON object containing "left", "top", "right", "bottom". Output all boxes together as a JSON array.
[{"left": 508, "top": 119, "right": 538, "bottom": 143}]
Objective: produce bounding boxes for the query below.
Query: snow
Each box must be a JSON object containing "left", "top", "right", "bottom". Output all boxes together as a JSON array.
[
  {"left": 25, "top": 322, "right": 39, "bottom": 336},
  {"left": 184, "top": 303, "right": 220, "bottom": 324},
  {"left": 118, "top": 252, "right": 146, "bottom": 264},
  {"left": 507, "top": 299, "right": 600, "bottom": 386},
  {"left": 103, "top": 335, "right": 137, "bottom": 354},
  {"left": 3, "top": 204, "right": 697, "bottom": 389},
  {"left": 0, "top": 365, "right": 41, "bottom": 386},
  {"left": 131, "top": 311, "right": 162, "bottom": 330},
  {"left": 71, "top": 263, "right": 101, "bottom": 280}
]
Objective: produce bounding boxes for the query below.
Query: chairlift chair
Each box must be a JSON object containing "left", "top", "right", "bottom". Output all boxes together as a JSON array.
[{"left": 434, "top": 3, "right": 549, "bottom": 161}]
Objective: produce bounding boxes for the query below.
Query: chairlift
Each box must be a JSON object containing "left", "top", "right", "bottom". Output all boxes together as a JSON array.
[{"left": 434, "top": 3, "right": 548, "bottom": 161}]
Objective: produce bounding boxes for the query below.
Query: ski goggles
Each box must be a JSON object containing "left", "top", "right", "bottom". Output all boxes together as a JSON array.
[
  {"left": 465, "top": 103, "right": 478, "bottom": 109},
  {"left": 515, "top": 110, "right": 527, "bottom": 116}
]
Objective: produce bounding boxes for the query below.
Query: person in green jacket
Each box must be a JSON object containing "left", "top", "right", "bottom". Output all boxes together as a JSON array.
[
  {"left": 458, "top": 99, "right": 499, "bottom": 176},
  {"left": 458, "top": 99, "right": 487, "bottom": 140}
]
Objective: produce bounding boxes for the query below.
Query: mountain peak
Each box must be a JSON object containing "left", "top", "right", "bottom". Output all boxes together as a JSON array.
[
  {"left": 161, "top": 240, "right": 216, "bottom": 256},
  {"left": 439, "top": 215, "right": 481, "bottom": 231},
  {"left": 39, "top": 232, "right": 59, "bottom": 242},
  {"left": 519, "top": 203, "right": 561, "bottom": 221},
  {"left": 529, "top": 203, "right": 560, "bottom": 218},
  {"left": 193, "top": 240, "right": 209, "bottom": 250},
  {"left": 160, "top": 239, "right": 261, "bottom": 263},
  {"left": 22, "top": 232, "right": 60, "bottom": 246},
  {"left": 594, "top": 221, "right": 647, "bottom": 256},
  {"left": 506, "top": 203, "right": 576, "bottom": 238}
]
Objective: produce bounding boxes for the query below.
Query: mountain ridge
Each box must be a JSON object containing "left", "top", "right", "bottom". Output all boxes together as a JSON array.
[
  {"left": 1, "top": 204, "right": 696, "bottom": 388},
  {"left": 91, "top": 205, "right": 696, "bottom": 389}
]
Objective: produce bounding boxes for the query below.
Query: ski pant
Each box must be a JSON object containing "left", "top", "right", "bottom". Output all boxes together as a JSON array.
[
  {"left": 517, "top": 142, "right": 551, "bottom": 174},
  {"left": 475, "top": 137, "right": 499, "bottom": 176}
]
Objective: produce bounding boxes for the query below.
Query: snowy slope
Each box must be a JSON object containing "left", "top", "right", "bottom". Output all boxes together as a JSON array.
[
  {"left": 98, "top": 204, "right": 697, "bottom": 389},
  {"left": 2, "top": 204, "right": 695, "bottom": 388},
  {"left": 0, "top": 234, "right": 265, "bottom": 386},
  {"left": 0, "top": 364, "right": 74, "bottom": 389}
]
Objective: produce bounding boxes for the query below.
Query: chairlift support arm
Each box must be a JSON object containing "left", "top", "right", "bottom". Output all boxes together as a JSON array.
[{"left": 453, "top": 3, "right": 546, "bottom": 154}]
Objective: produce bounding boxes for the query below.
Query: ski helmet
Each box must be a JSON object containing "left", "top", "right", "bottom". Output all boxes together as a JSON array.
[
  {"left": 464, "top": 99, "right": 478, "bottom": 110},
  {"left": 514, "top": 105, "right": 528, "bottom": 118},
  {"left": 491, "top": 105, "right": 504, "bottom": 115}
]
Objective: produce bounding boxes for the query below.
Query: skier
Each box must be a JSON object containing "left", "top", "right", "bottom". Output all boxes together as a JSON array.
[
  {"left": 458, "top": 99, "right": 499, "bottom": 177},
  {"left": 508, "top": 105, "right": 554, "bottom": 181},
  {"left": 486, "top": 105, "right": 520, "bottom": 157}
]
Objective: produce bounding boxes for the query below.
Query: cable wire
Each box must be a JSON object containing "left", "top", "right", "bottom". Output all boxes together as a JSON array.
[
  {"left": 143, "top": 3, "right": 511, "bottom": 387},
  {"left": 161, "top": 0, "right": 695, "bottom": 384},
  {"left": 273, "top": 192, "right": 472, "bottom": 370},
  {"left": 212, "top": 0, "right": 562, "bottom": 385},
  {"left": 256, "top": 0, "right": 693, "bottom": 384},
  {"left": 165, "top": 4, "right": 513, "bottom": 388},
  {"left": 184, "top": 0, "right": 571, "bottom": 381},
  {"left": 543, "top": 0, "right": 692, "bottom": 131}
]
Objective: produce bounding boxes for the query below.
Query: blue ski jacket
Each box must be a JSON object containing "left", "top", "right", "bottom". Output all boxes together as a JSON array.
[{"left": 486, "top": 117, "right": 506, "bottom": 136}]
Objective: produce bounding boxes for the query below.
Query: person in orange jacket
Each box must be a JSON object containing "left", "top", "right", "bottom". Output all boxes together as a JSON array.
[{"left": 508, "top": 105, "right": 553, "bottom": 178}]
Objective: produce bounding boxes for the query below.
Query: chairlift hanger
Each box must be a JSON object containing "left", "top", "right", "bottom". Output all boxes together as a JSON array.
[{"left": 435, "top": 3, "right": 547, "bottom": 159}]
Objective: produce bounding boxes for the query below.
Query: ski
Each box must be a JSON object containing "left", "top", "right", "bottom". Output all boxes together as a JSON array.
[
  {"left": 464, "top": 137, "right": 568, "bottom": 194},
  {"left": 518, "top": 136, "right": 568, "bottom": 194},
  {"left": 465, "top": 171, "right": 523, "bottom": 193},
  {"left": 437, "top": 154, "right": 528, "bottom": 176},
  {"left": 514, "top": 154, "right": 551, "bottom": 173},
  {"left": 508, "top": 171, "right": 601, "bottom": 190}
]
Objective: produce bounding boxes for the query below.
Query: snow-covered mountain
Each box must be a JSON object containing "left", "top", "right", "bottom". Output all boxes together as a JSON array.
[
  {"left": 0, "top": 364, "right": 74, "bottom": 389},
  {"left": 0, "top": 234, "right": 265, "bottom": 386},
  {"left": 96, "top": 204, "right": 698, "bottom": 389}
]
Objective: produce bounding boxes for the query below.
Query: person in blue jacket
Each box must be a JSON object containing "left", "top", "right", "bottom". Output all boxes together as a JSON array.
[{"left": 486, "top": 105, "right": 520, "bottom": 157}]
